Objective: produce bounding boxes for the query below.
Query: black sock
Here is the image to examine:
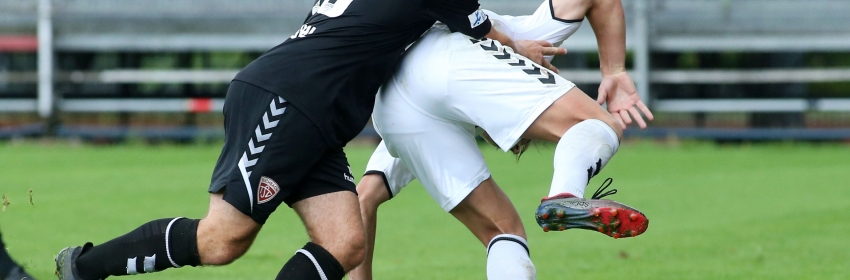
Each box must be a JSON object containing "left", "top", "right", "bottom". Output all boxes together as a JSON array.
[
  {"left": 276, "top": 242, "right": 345, "bottom": 280},
  {"left": 75, "top": 217, "right": 201, "bottom": 280},
  {"left": 0, "top": 231, "right": 18, "bottom": 279}
]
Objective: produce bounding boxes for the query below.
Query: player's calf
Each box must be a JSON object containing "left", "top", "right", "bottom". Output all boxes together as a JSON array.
[
  {"left": 449, "top": 179, "right": 535, "bottom": 279},
  {"left": 449, "top": 178, "right": 527, "bottom": 246},
  {"left": 57, "top": 217, "right": 202, "bottom": 280}
]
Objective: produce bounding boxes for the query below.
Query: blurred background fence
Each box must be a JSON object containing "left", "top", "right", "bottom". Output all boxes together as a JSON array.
[{"left": 1, "top": 0, "right": 850, "bottom": 141}]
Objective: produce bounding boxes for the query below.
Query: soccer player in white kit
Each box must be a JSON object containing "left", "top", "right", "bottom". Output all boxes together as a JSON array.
[{"left": 351, "top": 0, "right": 654, "bottom": 279}]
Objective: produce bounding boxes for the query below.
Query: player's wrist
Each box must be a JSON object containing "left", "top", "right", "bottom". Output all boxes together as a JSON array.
[
  {"left": 485, "top": 27, "right": 515, "bottom": 49},
  {"left": 600, "top": 66, "right": 627, "bottom": 77}
]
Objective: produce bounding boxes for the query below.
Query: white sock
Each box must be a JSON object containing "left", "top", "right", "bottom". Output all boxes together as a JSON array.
[
  {"left": 549, "top": 119, "right": 620, "bottom": 198},
  {"left": 486, "top": 234, "right": 535, "bottom": 280}
]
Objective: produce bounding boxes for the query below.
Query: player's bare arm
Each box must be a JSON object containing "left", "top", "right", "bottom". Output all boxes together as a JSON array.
[{"left": 582, "top": 0, "right": 654, "bottom": 128}]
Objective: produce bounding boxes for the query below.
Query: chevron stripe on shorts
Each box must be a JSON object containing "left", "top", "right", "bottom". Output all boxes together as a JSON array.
[
  {"left": 237, "top": 96, "right": 287, "bottom": 212},
  {"left": 469, "top": 38, "right": 556, "bottom": 84}
]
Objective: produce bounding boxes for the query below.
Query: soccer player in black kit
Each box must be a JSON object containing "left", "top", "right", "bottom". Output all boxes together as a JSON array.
[
  {"left": 54, "top": 0, "right": 564, "bottom": 279},
  {"left": 1, "top": 230, "right": 34, "bottom": 280}
]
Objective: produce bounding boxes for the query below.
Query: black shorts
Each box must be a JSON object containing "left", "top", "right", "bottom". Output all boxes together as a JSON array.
[{"left": 209, "top": 81, "right": 357, "bottom": 224}]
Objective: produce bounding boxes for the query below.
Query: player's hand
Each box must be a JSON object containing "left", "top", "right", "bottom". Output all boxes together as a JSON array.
[
  {"left": 597, "top": 71, "right": 654, "bottom": 129},
  {"left": 514, "top": 40, "right": 566, "bottom": 73}
]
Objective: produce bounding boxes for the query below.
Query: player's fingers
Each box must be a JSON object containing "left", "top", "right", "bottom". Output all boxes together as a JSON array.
[
  {"left": 596, "top": 87, "right": 607, "bottom": 105},
  {"left": 537, "top": 40, "right": 553, "bottom": 47},
  {"left": 542, "top": 60, "right": 559, "bottom": 73},
  {"left": 629, "top": 107, "right": 647, "bottom": 129},
  {"left": 637, "top": 101, "right": 655, "bottom": 121},
  {"left": 541, "top": 47, "right": 567, "bottom": 56},
  {"left": 612, "top": 114, "right": 627, "bottom": 129},
  {"left": 619, "top": 110, "right": 632, "bottom": 125}
]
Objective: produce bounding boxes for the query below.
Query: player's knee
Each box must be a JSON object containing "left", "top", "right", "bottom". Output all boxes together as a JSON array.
[
  {"left": 347, "top": 240, "right": 367, "bottom": 270},
  {"left": 196, "top": 217, "right": 258, "bottom": 265},
  {"left": 344, "top": 231, "right": 367, "bottom": 269},
  {"left": 197, "top": 233, "right": 253, "bottom": 265},
  {"left": 201, "top": 245, "right": 246, "bottom": 266},
  {"left": 322, "top": 231, "right": 366, "bottom": 270}
]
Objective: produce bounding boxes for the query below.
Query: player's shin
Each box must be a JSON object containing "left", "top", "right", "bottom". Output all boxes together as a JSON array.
[
  {"left": 74, "top": 217, "right": 201, "bottom": 279},
  {"left": 276, "top": 242, "right": 345, "bottom": 280},
  {"left": 549, "top": 119, "right": 619, "bottom": 198},
  {"left": 486, "top": 234, "right": 535, "bottom": 280}
]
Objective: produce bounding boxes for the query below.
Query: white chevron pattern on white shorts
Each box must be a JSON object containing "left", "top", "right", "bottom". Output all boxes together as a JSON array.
[{"left": 523, "top": 66, "right": 549, "bottom": 79}]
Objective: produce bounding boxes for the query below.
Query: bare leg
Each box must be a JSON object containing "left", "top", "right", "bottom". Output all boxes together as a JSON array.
[
  {"left": 449, "top": 178, "right": 526, "bottom": 246},
  {"left": 349, "top": 174, "right": 392, "bottom": 280},
  {"left": 522, "top": 87, "right": 622, "bottom": 142},
  {"left": 197, "top": 192, "right": 262, "bottom": 265},
  {"left": 293, "top": 191, "right": 367, "bottom": 272},
  {"left": 451, "top": 178, "right": 534, "bottom": 280}
]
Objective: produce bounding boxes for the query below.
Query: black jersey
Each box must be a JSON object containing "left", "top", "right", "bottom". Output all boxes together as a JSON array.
[{"left": 233, "top": 0, "right": 491, "bottom": 147}]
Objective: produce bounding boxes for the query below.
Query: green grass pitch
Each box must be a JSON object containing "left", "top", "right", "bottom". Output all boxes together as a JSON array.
[{"left": 1, "top": 141, "right": 849, "bottom": 279}]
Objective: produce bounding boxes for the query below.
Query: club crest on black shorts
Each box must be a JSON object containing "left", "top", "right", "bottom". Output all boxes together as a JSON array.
[{"left": 258, "top": 176, "right": 280, "bottom": 204}]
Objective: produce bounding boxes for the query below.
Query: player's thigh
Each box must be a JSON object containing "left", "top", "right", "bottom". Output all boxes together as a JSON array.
[
  {"left": 521, "top": 86, "right": 621, "bottom": 143},
  {"left": 450, "top": 178, "right": 526, "bottom": 247}
]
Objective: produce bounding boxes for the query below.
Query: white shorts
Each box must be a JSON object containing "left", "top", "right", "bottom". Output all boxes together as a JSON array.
[
  {"left": 364, "top": 141, "right": 416, "bottom": 199},
  {"left": 368, "top": 25, "right": 575, "bottom": 211},
  {"left": 377, "top": 25, "right": 575, "bottom": 151}
]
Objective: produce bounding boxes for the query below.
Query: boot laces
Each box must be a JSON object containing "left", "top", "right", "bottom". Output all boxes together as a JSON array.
[{"left": 591, "top": 178, "right": 618, "bottom": 200}]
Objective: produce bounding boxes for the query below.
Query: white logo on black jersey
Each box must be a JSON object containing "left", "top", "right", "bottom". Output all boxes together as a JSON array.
[{"left": 291, "top": 24, "right": 317, "bottom": 39}]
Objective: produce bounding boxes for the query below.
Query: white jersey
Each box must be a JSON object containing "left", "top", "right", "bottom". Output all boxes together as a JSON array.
[
  {"left": 367, "top": 0, "right": 586, "bottom": 211},
  {"left": 484, "top": 1, "right": 582, "bottom": 48}
]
